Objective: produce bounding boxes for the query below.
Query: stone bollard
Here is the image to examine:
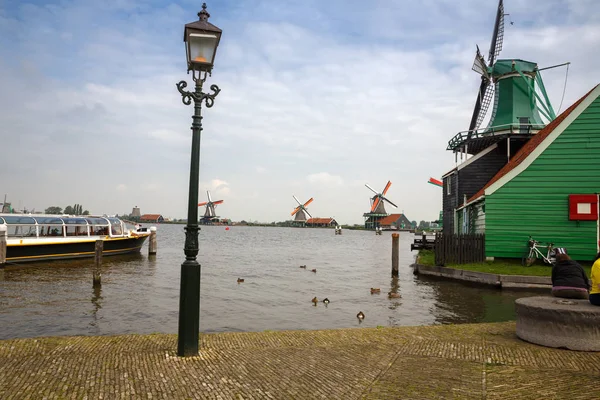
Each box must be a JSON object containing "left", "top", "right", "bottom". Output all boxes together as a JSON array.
[
  {"left": 0, "top": 225, "right": 6, "bottom": 266},
  {"left": 392, "top": 233, "right": 399, "bottom": 277},
  {"left": 93, "top": 240, "right": 103, "bottom": 288},
  {"left": 149, "top": 226, "right": 157, "bottom": 255}
]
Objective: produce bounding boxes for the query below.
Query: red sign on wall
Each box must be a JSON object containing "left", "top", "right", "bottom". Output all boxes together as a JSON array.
[{"left": 568, "top": 194, "right": 598, "bottom": 221}]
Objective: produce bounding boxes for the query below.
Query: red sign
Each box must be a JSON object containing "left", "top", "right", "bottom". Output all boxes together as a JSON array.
[{"left": 568, "top": 194, "right": 598, "bottom": 221}]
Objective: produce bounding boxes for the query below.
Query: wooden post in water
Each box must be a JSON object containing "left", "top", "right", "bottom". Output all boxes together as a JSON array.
[
  {"left": 0, "top": 225, "right": 7, "bottom": 267},
  {"left": 392, "top": 233, "right": 399, "bottom": 277},
  {"left": 93, "top": 240, "right": 103, "bottom": 287},
  {"left": 149, "top": 226, "right": 157, "bottom": 255}
]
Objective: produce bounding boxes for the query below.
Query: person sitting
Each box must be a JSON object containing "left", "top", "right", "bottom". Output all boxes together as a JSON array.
[
  {"left": 551, "top": 248, "right": 590, "bottom": 299},
  {"left": 589, "top": 252, "right": 600, "bottom": 306}
]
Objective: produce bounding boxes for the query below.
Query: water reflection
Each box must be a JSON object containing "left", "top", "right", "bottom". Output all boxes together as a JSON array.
[{"left": 90, "top": 285, "right": 103, "bottom": 329}]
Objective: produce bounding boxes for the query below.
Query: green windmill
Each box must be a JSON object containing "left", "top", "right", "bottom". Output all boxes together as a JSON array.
[{"left": 447, "top": 0, "right": 557, "bottom": 155}]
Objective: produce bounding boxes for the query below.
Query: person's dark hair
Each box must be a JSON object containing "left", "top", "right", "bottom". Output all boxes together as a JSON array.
[{"left": 556, "top": 253, "right": 571, "bottom": 263}]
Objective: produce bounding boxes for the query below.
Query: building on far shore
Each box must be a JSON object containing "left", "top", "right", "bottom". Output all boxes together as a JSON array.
[
  {"left": 140, "top": 214, "right": 164, "bottom": 223},
  {"left": 306, "top": 218, "right": 338, "bottom": 227},
  {"left": 378, "top": 214, "right": 412, "bottom": 230},
  {"left": 131, "top": 206, "right": 141, "bottom": 218}
]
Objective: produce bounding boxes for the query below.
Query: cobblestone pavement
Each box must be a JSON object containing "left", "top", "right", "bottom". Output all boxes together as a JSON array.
[{"left": 1, "top": 322, "right": 599, "bottom": 399}]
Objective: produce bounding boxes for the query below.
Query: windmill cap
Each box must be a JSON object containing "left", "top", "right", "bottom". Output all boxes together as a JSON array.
[{"left": 554, "top": 247, "right": 567, "bottom": 255}]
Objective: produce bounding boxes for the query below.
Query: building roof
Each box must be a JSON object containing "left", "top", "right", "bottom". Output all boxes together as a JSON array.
[
  {"left": 306, "top": 218, "right": 336, "bottom": 224},
  {"left": 140, "top": 214, "right": 162, "bottom": 220},
  {"left": 467, "top": 85, "right": 600, "bottom": 204},
  {"left": 378, "top": 214, "right": 406, "bottom": 225}
]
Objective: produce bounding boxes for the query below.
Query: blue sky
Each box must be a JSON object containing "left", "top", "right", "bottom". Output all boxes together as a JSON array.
[{"left": 0, "top": 0, "right": 598, "bottom": 223}]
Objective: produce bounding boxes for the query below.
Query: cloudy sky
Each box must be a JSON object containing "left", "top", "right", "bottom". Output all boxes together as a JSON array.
[{"left": 0, "top": 0, "right": 598, "bottom": 224}]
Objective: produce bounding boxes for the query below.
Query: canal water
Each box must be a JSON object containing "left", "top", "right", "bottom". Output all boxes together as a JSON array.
[{"left": 0, "top": 226, "right": 540, "bottom": 339}]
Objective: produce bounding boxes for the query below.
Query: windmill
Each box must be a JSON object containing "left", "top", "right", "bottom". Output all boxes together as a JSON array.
[
  {"left": 363, "top": 181, "right": 398, "bottom": 229},
  {"left": 291, "top": 195, "right": 313, "bottom": 225},
  {"left": 441, "top": 0, "right": 565, "bottom": 235},
  {"left": 198, "top": 191, "right": 223, "bottom": 224},
  {"left": 447, "top": 0, "right": 556, "bottom": 156}
]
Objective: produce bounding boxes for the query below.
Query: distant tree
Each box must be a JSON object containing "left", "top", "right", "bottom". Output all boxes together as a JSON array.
[
  {"left": 45, "top": 206, "right": 63, "bottom": 214},
  {"left": 411, "top": 220, "right": 417, "bottom": 227},
  {"left": 82, "top": 210, "right": 90, "bottom": 215},
  {"left": 64, "top": 205, "right": 75, "bottom": 214}
]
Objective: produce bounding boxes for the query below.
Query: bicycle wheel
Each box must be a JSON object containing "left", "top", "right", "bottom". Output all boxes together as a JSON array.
[{"left": 521, "top": 248, "right": 535, "bottom": 267}]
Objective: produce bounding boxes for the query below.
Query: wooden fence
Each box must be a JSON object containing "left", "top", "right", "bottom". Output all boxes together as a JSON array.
[{"left": 434, "top": 233, "right": 485, "bottom": 266}]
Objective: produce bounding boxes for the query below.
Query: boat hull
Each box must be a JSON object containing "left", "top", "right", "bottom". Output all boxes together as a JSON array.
[{"left": 5, "top": 236, "right": 149, "bottom": 264}]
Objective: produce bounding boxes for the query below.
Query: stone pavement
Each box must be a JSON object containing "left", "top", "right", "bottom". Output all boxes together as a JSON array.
[{"left": 1, "top": 322, "right": 600, "bottom": 399}]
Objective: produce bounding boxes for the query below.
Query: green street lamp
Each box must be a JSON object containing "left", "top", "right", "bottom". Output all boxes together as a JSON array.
[{"left": 176, "top": 2, "right": 222, "bottom": 357}]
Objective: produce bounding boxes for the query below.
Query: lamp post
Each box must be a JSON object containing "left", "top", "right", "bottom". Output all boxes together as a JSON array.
[{"left": 176, "top": 2, "right": 222, "bottom": 357}]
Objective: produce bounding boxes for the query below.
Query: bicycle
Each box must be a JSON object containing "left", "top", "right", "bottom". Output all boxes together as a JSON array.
[{"left": 521, "top": 236, "right": 556, "bottom": 266}]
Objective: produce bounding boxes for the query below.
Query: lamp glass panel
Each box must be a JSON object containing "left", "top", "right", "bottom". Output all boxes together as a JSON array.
[{"left": 188, "top": 33, "right": 217, "bottom": 66}]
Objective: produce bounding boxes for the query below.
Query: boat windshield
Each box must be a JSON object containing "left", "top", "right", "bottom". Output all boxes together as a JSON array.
[{"left": 107, "top": 217, "right": 123, "bottom": 235}]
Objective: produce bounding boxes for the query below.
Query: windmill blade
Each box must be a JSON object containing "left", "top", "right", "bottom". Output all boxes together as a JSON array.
[
  {"left": 207, "top": 191, "right": 212, "bottom": 202},
  {"left": 303, "top": 197, "right": 314, "bottom": 208},
  {"left": 213, "top": 200, "right": 224, "bottom": 205},
  {"left": 488, "top": 0, "right": 505, "bottom": 65},
  {"left": 365, "top": 183, "right": 379, "bottom": 195},
  {"left": 382, "top": 181, "right": 392, "bottom": 196},
  {"left": 370, "top": 196, "right": 381, "bottom": 212},
  {"left": 382, "top": 196, "right": 398, "bottom": 208},
  {"left": 293, "top": 195, "right": 302, "bottom": 206},
  {"left": 472, "top": 45, "right": 489, "bottom": 80},
  {"left": 291, "top": 206, "right": 301, "bottom": 216},
  {"left": 467, "top": 78, "right": 490, "bottom": 133},
  {"left": 198, "top": 202, "right": 208, "bottom": 207},
  {"left": 305, "top": 209, "right": 313, "bottom": 219},
  {"left": 476, "top": 83, "right": 495, "bottom": 130}
]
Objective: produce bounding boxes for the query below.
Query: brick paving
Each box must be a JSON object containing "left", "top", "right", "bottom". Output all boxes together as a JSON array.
[{"left": 1, "top": 322, "right": 600, "bottom": 399}]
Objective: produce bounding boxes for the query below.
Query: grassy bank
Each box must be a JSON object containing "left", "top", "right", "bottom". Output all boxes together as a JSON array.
[{"left": 417, "top": 250, "right": 592, "bottom": 277}]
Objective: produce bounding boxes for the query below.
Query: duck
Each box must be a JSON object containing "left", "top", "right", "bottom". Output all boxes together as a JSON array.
[
  {"left": 388, "top": 292, "right": 401, "bottom": 299},
  {"left": 300, "top": 265, "right": 307, "bottom": 269},
  {"left": 237, "top": 278, "right": 245, "bottom": 283},
  {"left": 312, "top": 297, "right": 318, "bottom": 305},
  {"left": 322, "top": 298, "right": 330, "bottom": 304},
  {"left": 357, "top": 311, "right": 365, "bottom": 320},
  {"left": 311, "top": 269, "right": 317, "bottom": 273},
  {"left": 370, "top": 288, "right": 381, "bottom": 294}
]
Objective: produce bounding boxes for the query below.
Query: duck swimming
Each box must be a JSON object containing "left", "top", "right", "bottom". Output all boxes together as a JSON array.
[
  {"left": 356, "top": 311, "right": 365, "bottom": 320},
  {"left": 388, "top": 292, "right": 401, "bottom": 299},
  {"left": 311, "top": 269, "right": 317, "bottom": 273},
  {"left": 237, "top": 278, "right": 245, "bottom": 283},
  {"left": 370, "top": 288, "right": 381, "bottom": 294},
  {"left": 312, "top": 297, "right": 318, "bottom": 305},
  {"left": 300, "top": 265, "right": 307, "bottom": 269},
  {"left": 322, "top": 298, "right": 330, "bottom": 304}
]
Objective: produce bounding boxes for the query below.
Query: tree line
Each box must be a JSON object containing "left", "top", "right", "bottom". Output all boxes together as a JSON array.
[{"left": 44, "top": 204, "right": 90, "bottom": 215}]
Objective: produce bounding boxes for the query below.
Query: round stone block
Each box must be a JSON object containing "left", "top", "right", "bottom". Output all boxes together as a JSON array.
[{"left": 516, "top": 296, "right": 600, "bottom": 351}]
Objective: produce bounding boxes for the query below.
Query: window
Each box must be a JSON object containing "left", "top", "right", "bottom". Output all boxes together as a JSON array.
[{"left": 446, "top": 177, "right": 451, "bottom": 195}]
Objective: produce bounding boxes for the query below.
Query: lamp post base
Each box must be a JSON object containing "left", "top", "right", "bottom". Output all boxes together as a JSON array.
[{"left": 177, "top": 260, "right": 201, "bottom": 357}]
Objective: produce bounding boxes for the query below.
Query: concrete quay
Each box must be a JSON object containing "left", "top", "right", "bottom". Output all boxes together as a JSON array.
[
  {"left": 413, "top": 264, "right": 552, "bottom": 290},
  {"left": 2, "top": 322, "right": 600, "bottom": 399}
]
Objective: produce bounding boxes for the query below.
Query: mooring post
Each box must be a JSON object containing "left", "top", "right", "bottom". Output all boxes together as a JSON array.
[
  {"left": 149, "top": 226, "right": 157, "bottom": 255},
  {"left": 0, "top": 225, "right": 7, "bottom": 266},
  {"left": 93, "top": 240, "right": 103, "bottom": 287},
  {"left": 392, "top": 233, "right": 399, "bottom": 277}
]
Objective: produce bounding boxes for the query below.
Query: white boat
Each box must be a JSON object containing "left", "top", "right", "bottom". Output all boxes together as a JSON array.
[{"left": 0, "top": 214, "right": 152, "bottom": 264}]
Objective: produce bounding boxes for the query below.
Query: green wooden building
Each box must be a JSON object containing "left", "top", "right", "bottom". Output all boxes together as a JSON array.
[{"left": 457, "top": 84, "right": 600, "bottom": 261}]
